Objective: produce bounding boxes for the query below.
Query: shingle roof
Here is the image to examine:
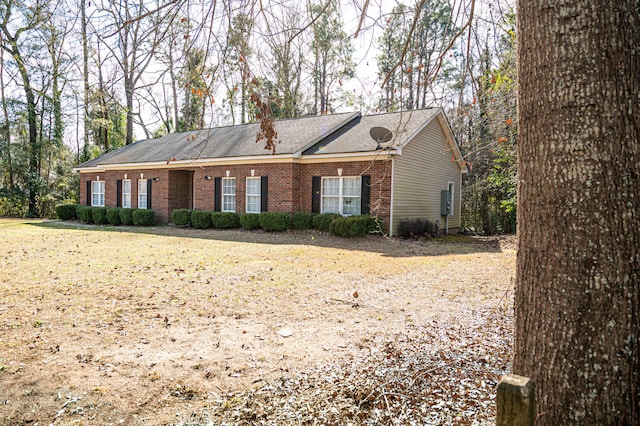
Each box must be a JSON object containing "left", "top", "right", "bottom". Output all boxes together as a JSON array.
[
  {"left": 303, "top": 109, "right": 439, "bottom": 154},
  {"left": 76, "top": 109, "right": 442, "bottom": 169}
]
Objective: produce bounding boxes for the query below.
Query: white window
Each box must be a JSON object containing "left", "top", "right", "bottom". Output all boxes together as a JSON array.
[
  {"left": 321, "top": 176, "right": 361, "bottom": 216},
  {"left": 122, "top": 180, "right": 131, "bottom": 208},
  {"left": 246, "top": 177, "right": 261, "bottom": 213},
  {"left": 138, "top": 179, "right": 147, "bottom": 209},
  {"left": 448, "top": 182, "right": 455, "bottom": 217},
  {"left": 222, "top": 177, "right": 236, "bottom": 212},
  {"left": 91, "top": 181, "right": 105, "bottom": 207}
]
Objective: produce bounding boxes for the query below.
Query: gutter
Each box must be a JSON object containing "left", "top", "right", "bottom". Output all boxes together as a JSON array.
[{"left": 73, "top": 150, "right": 396, "bottom": 173}]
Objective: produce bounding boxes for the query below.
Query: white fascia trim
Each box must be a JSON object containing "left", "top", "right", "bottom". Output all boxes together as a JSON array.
[
  {"left": 436, "top": 113, "right": 469, "bottom": 174},
  {"left": 73, "top": 154, "right": 297, "bottom": 172},
  {"left": 73, "top": 150, "right": 397, "bottom": 173},
  {"left": 297, "top": 150, "right": 396, "bottom": 164}
]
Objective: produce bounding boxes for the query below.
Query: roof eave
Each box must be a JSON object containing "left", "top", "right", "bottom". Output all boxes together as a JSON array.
[{"left": 73, "top": 153, "right": 298, "bottom": 172}]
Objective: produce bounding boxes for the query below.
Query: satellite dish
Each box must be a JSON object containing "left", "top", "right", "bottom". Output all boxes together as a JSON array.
[{"left": 369, "top": 127, "right": 393, "bottom": 149}]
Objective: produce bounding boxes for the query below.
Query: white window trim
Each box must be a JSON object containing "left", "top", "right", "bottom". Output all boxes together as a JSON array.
[
  {"left": 91, "top": 181, "right": 105, "bottom": 207},
  {"left": 321, "top": 176, "right": 362, "bottom": 216},
  {"left": 245, "top": 176, "right": 261, "bottom": 214},
  {"left": 122, "top": 179, "right": 131, "bottom": 209},
  {"left": 222, "top": 177, "right": 236, "bottom": 213},
  {"left": 447, "top": 181, "right": 455, "bottom": 217},
  {"left": 138, "top": 179, "right": 148, "bottom": 209}
]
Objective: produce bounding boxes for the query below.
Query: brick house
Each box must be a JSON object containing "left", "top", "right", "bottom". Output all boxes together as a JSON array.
[{"left": 74, "top": 109, "right": 468, "bottom": 236}]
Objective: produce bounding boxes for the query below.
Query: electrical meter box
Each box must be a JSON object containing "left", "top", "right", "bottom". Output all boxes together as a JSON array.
[{"left": 441, "top": 190, "right": 451, "bottom": 216}]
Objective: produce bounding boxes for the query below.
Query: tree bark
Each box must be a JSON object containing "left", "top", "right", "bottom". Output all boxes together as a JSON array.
[{"left": 515, "top": 1, "right": 640, "bottom": 424}]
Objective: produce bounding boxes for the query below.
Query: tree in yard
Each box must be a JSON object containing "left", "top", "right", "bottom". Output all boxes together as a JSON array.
[
  {"left": 310, "top": 0, "right": 354, "bottom": 115},
  {"left": 95, "top": 0, "right": 178, "bottom": 145},
  {"left": 514, "top": 0, "right": 639, "bottom": 423},
  {"left": 0, "top": 0, "right": 50, "bottom": 217},
  {"left": 376, "top": 4, "right": 410, "bottom": 112},
  {"left": 260, "top": 3, "right": 307, "bottom": 119}
]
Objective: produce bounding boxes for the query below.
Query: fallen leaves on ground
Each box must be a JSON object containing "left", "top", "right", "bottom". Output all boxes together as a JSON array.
[{"left": 173, "top": 306, "right": 512, "bottom": 425}]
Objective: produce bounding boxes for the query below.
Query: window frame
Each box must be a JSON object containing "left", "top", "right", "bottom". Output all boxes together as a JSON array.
[
  {"left": 245, "top": 176, "right": 261, "bottom": 214},
  {"left": 321, "top": 176, "right": 362, "bottom": 216},
  {"left": 222, "top": 177, "right": 236, "bottom": 212},
  {"left": 91, "top": 180, "right": 105, "bottom": 207},
  {"left": 138, "top": 179, "right": 148, "bottom": 209},
  {"left": 122, "top": 179, "right": 132, "bottom": 209}
]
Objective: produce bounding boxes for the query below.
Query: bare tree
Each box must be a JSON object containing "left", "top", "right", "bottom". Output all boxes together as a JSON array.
[{"left": 95, "top": 0, "right": 179, "bottom": 144}]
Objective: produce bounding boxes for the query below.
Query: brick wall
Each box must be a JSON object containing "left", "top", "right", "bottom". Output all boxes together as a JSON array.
[
  {"left": 299, "top": 159, "right": 393, "bottom": 229},
  {"left": 79, "top": 158, "right": 393, "bottom": 229}
]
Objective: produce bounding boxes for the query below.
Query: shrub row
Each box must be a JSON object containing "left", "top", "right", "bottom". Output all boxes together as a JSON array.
[
  {"left": 57, "top": 204, "right": 155, "bottom": 226},
  {"left": 397, "top": 218, "right": 439, "bottom": 238},
  {"left": 170, "top": 209, "right": 379, "bottom": 237}
]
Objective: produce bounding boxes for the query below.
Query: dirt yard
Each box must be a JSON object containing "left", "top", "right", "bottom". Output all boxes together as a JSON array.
[{"left": 0, "top": 218, "right": 515, "bottom": 425}]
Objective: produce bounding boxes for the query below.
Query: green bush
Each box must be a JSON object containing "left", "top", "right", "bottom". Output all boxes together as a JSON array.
[
  {"left": 92, "top": 207, "right": 108, "bottom": 225},
  {"left": 211, "top": 212, "right": 241, "bottom": 229},
  {"left": 106, "top": 208, "right": 122, "bottom": 225},
  {"left": 190, "top": 210, "right": 213, "bottom": 229},
  {"left": 119, "top": 208, "right": 136, "bottom": 225},
  {"left": 77, "top": 206, "right": 93, "bottom": 224},
  {"left": 397, "top": 218, "right": 438, "bottom": 238},
  {"left": 312, "top": 213, "right": 341, "bottom": 232},
  {"left": 259, "top": 212, "right": 291, "bottom": 232},
  {"left": 240, "top": 213, "right": 261, "bottom": 230},
  {"left": 55, "top": 203, "right": 78, "bottom": 220},
  {"left": 132, "top": 209, "right": 155, "bottom": 226},
  {"left": 292, "top": 212, "right": 315, "bottom": 229},
  {"left": 171, "top": 209, "right": 192, "bottom": 227},
  {"left": 329, "top": 215, "right": 377, "bottom": 237}
]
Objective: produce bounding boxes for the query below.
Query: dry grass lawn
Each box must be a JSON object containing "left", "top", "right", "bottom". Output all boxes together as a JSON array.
[{"left": 0, "top": 218, "right": 515, "bottom": 425}]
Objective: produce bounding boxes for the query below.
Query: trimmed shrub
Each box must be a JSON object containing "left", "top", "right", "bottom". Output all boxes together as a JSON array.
[
  {"left": 106, "top": 208, "right": 122, "bottom": 225},
  {"left": 292, "top": 212, "right": 315, "bottom": 230},
  {"left": 211, "top": 212, "right": 241, "bottom": 229},
  {"left": 132, "top": 209, "right": 155, "bottom": 226},
  {"left": 92, "top": 207, "right": 108, "bottom": 225},
  {"left": 119, "top": 208, "right": 136, "bottom": 226},
  {"left": 77, "top": 206, "right": 93, "bottom": 224},
  {"left": 55, "top": 203, "right": 78, "bottom": 220},
  {"left": 171, "top": 209, "right": 192, "bottom": 227},
  {"left": 190, "top": 210, "right": 213, "bottom": 229},
  {"left": 312, "top": 213, "right": 341, "bottom": 232},
  {"left": 330, "top": 215, "right": 377, "bottom": 237},
  {"left": 259, "top": 212, "right": 291, "bottom": 232},
  {"left": 397, "top": 218, "right": 439, "bottom": 238},
  {"left": 240, "top": 213, "right": 261, "bottom": 230}
]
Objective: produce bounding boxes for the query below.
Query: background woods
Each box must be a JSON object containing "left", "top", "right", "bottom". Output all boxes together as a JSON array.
[{"left": 0, "top": 0, "right": 516, "bottom": 232}]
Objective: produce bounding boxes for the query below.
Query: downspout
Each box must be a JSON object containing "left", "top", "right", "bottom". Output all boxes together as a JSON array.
[{"left": 389, "top": 157, "right": 395, "bottom": 237}]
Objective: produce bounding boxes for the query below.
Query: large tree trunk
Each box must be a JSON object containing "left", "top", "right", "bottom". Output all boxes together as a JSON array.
[{"left": 514, "top": 1, "right": 640, "bottom": 424}]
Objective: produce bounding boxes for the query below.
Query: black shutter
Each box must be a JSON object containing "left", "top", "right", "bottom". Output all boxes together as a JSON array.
[
  {"left": 147, "top": 179, "right": 153, "bottom": 210},
  {"left": 116, "top": 180, "right": 122, "bottom": 207},
  {"left": 214, "top": 177, "right": 221, "bottom": 212},
  {"left": 260, "top": 176, "right": 268, "bottom": 212},
  {"left": 311, "top": 176, "right": 321, "bottom": 213},
  {"left": 86, "top": 181, "right": 91, "bottom": 206},
  {"left": 361, "top": 175, "right": 371, "bottom": 215}
]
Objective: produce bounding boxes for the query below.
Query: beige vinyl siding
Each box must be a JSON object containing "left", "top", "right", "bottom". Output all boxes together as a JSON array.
[{"left": 391, "top": 117, "right": 463, "bottom": 235}]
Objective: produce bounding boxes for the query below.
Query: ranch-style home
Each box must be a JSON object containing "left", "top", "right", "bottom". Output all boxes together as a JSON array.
[{"left": 74, "top": 108, "right": 468, "bottom": 236}]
